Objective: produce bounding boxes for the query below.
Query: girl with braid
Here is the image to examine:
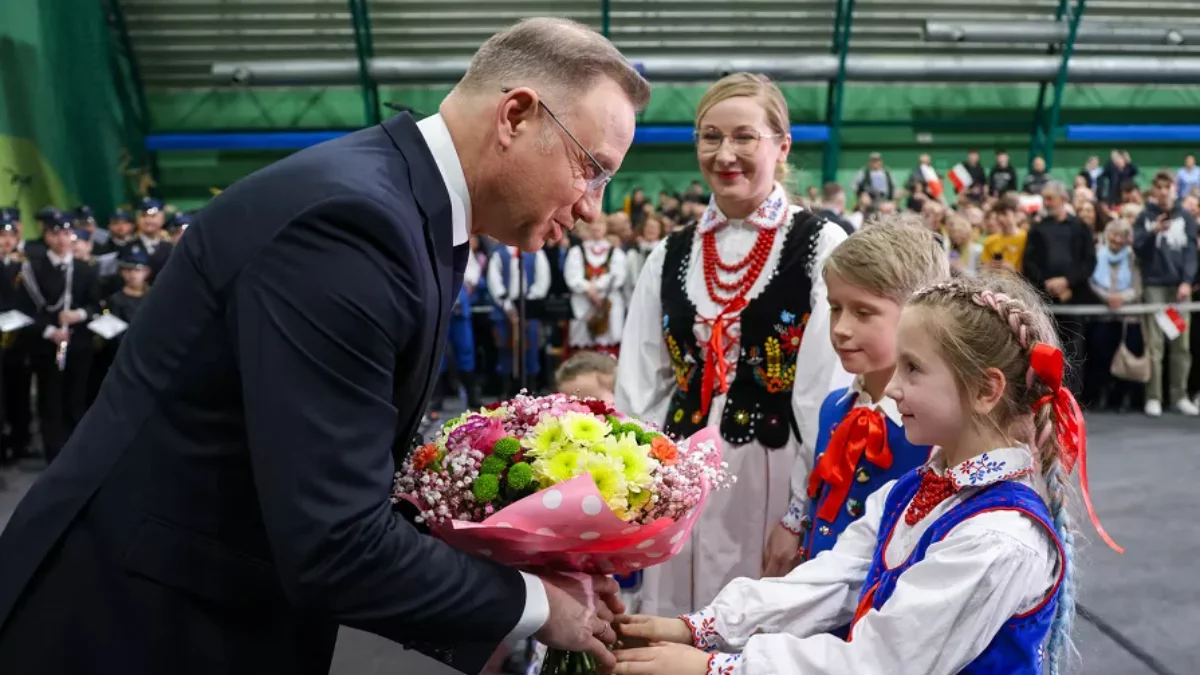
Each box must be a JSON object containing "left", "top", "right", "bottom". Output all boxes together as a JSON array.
[{"left": 613, "top": 273, "right": 1123, "bottom": 675}]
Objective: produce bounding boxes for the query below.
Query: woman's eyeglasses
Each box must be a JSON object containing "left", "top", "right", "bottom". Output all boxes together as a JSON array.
[{"left": 693, "top": 129, "right": 780, "bottom": 156}]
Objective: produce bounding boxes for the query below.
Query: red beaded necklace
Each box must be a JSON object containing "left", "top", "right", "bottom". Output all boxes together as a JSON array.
[
  {"left": 701, "top": 228, "right": 776, "bottom": 302},
  {"left": 904, "top": 471, "right": 960, "bottom": 526}
]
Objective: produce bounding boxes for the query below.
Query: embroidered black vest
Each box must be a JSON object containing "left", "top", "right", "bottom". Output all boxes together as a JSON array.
[{"left": 661, "top": 211, "right": 822, "bottom": 448}]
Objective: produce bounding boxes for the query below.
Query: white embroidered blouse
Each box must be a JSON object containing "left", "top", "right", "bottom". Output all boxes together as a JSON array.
[{"left": 683, "top": 445, "right": 1063, "bottom": 675}]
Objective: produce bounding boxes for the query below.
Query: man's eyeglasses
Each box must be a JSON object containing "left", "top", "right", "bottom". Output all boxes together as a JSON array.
[
  {"left": 501, "top": 88, "right": 611, "bottom": 196},
  {"left": 693, "top": 129, "right": 780, "bottom": 156}
]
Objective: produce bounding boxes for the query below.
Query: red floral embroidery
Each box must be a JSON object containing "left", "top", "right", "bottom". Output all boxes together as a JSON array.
[{"left": 780, "top": 325, "right": 805, "bottom": 354}]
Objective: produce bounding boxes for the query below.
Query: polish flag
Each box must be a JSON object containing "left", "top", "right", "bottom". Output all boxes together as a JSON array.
[
  {"left": 920, "top": 165, "right": 943, "bottom": 198},
  {"left": 1155, "top": 307, "right": 1187, "bottom": 341},
  {"left": 948, "top": 163, "right": 974, "bottom": 193}
]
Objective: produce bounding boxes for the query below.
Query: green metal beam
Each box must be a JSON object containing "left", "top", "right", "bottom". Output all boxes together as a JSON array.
[
  {"left": 601, "top": 0, "right": 611, "bottom": 38},
  {"left": 347, "top": 0, "right": 380, "bottom": 126},
  {"left": 822, "top": 0, "right": 856, "bottom": 184},
  {"left": 105, "top": 0, "right": 157, "bottom": 190},
  {"left": 1028, "top": 0, "right": 1085, "bottom": 171},
  {"left": 1043, "top": 0, "right": 1087, "bottom": 169}
]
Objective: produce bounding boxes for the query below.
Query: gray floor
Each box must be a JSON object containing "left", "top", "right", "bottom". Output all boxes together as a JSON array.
[{"left": 1, "top": 412, "right": 1196, "bottom": 675}]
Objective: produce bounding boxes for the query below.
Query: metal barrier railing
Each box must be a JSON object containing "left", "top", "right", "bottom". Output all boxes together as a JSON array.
[{"left": 1048, "top": 301, "right": 1200, "bottom": 317}]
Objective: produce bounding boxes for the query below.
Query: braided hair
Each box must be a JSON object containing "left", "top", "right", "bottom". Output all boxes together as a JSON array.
[{"left": 909, "top": 272, "right": 1076, "bottom": 674}]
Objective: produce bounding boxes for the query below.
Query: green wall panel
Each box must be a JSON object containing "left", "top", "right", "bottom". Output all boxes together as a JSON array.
[{"left": 151, "top": 82, "right": 1200, "bottom": 211}]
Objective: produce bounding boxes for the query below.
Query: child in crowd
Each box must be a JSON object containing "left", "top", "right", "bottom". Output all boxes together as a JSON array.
[
  {"left": 554, "top": 350, "right": 617, "bottom": 404},
  {"left": 615, "top": 273, "right": 1121, "bottom": 675},
  {"left": 981, "top": 196, "right": 1026, "bottom": 274},
  {"left": 767, "top": 215, "right": 950, "bottom": 578}
]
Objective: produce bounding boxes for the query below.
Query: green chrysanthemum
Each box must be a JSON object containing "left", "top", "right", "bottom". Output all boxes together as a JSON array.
[
  {"left": 493, "top": 437, "right": 521, "bottom": 459},
  {"left": 473, "top": 474, "right": 500, "bottom": 502},
  {"left": 506, "top": 462, "right": 534, "bottom": 491},
  {"left": 480, "top": 455, "right": 508, "bottom": 475}
]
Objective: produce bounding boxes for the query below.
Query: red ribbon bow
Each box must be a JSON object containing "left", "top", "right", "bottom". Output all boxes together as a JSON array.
[
  {"left": 697, "top": 297, "right": 747, "bottom": 419},
  {"left": 1029, "top": 343, "right": 1124, "bottom": 554},
  {"left": 807, "top": 405, "right": 893, "bottom": 523}
]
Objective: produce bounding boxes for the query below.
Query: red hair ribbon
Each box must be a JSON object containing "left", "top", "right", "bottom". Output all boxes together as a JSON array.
[
  {"left": 1029, "top": 343, "right": 1124, "bottom": 554},
  {"left": 697, "top": 297, "right": 747, "bottom": 419},
  {"left": 807, "top": 406, "right": 892, "bottom": 523}
]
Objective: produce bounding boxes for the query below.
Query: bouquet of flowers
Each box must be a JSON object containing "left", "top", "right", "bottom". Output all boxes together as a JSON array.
[{"left": 392, "top": 392, "right": 733, "bottom": 674}]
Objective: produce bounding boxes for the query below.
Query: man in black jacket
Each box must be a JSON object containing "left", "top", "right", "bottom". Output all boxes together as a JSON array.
[
  {"left": 1022, "top": 181, "right": 1097, "bottom": 394},
  {"left": 0, "top": 17, "right": 649, "bottom": 675}
]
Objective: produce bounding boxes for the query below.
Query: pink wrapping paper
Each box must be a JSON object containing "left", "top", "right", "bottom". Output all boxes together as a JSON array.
[{"left": 409, "top": 426, "right": 721, "bottom": 576}]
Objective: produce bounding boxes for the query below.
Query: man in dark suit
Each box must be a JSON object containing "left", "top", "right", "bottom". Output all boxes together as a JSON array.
[{"left": 0, "top": 17, "right": 650, "bottom": 675}]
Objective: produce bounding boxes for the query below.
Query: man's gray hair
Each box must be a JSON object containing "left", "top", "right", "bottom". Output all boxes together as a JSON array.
[
  {"left": 1042, "top": 180, "right": 1070, "bottom": 198},
  {"left": 458, "top": 17, "right": 651, "bottom": 112}
]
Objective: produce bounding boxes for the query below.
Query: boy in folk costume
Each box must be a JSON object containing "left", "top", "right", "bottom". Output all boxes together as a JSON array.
[
  {"left": 616, "top": 274, "right": 1123, "bottom": 675},
  {"left": 487, "top": 243, "right": 550, "bottom": 395},
  {"left": 616, "top": 73, "right": 850, "bottom": 616},
  {"left": 780, "top": 218, "right": 950, "bottom": 584},
  {"left": 565, "top": 216, "right": 627, "bottom": 357}
]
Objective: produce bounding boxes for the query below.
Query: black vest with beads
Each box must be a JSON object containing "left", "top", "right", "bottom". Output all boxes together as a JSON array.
[{"left": 661, "top": 211, "right": 822, "bottom": 448}]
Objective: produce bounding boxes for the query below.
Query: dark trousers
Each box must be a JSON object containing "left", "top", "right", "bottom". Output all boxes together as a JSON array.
[
  {"left": 29, "top": 341, "right": 93, "bottom": 463},
  {"left": 471, "top": 312, "right": 499, "bottom": 395},
  {"left": 2, "top": 346, "right": 33, "bottom": 456},
  {"left": 1084, "top": 320, "right": 1146, "bottom": 410}
]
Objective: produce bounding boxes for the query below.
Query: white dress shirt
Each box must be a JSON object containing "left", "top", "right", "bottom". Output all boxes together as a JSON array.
[
  {"left": 690, "top": 445, "right": 1061, "bottom": 675},
  {"left": 416, "top": 113, "right": 548, "bottom": 641}
]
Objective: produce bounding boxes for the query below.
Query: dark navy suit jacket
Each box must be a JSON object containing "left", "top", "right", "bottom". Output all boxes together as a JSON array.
[{"left": 0, "top": 114, "right": 525, "bottom": 674}]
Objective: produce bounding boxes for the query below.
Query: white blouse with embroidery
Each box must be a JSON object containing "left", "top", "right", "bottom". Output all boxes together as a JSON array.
[{"left": 683, "top": 446, "right": 1063, "bottom": 675}]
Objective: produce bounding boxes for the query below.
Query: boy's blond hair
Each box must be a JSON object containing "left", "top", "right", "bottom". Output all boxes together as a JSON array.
[
  {"left": 824, "top": 212, "right": 951, "bottom": 303},
  {"left": 554, "top": 350, "right": 617, "bottom": 389}
]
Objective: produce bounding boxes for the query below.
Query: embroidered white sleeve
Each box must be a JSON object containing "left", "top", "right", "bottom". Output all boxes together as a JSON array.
[
  {"left": 707, "top": 480, "right": 888, "bottom": 650},
  {"left": 615, "top": 242, "right": 675, "bottom": 427},
  {"left": 787, "top": 222, "right": 851, "bottom": 515},
  {"left": 563, "top": 246, "right": 589, "bottom": 295},
  {"left": 734, "top": 514, "right": 1059, "bottom": 675}
]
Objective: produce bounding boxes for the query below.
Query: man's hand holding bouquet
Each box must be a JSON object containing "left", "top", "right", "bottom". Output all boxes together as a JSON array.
[{"left": 393, "top": 393, "right": 733, "bottom": 674}]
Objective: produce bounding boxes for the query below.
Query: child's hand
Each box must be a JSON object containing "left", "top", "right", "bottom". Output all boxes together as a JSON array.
[
  {"left": 762, "top": 523, "right": 801, "bottom": 577},
  {"left": 616, "top": 614, "right": 693, "bottom": 647},
  {"left": 613, "top": 643, "right": 711, "bottom": 675}
]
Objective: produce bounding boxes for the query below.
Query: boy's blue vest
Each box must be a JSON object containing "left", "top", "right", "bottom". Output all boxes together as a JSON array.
[
  {"left": 490, "top": 246, "right": 539, "bottom": 320},
  {"left": 850, "top": 470, "right": 1063, "bottom": 674},
  {"left": 803, "top": 387, "right": 932, "bottom": 561}
]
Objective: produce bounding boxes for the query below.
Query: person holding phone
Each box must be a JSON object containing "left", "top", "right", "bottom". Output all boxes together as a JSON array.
[{"left": 980, "top": 195, "right": 1027, "bottom": 273}]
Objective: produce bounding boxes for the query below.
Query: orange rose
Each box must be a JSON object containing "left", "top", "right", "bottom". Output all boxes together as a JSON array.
[{"left": 650, "top": 436, "right": 678, "bottom": 466}]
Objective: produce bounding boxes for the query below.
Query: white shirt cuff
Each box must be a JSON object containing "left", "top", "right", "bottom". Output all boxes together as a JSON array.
[
  {"left": 507, "top": 572, "right": 550, "bottom": 642},
  {"left": 42, "top": 325, "right": 57, "bottom": 340}
]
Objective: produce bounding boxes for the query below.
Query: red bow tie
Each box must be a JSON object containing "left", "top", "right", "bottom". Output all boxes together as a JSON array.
[{"left": 808, "top": 406, "right": 893, "bottom": 523}]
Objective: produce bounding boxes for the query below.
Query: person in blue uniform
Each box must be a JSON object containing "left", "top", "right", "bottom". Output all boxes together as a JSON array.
[
  {"left": 10, "top": 208, "right": 102, "bottom": 462},
  {"left": 0, "top": 214, "right": 24, "bottom": 464},
  {"left": 766, "top": 220, "right": 950, "bottom": 575},
  {"left": 90, "top": 246, "right": 153, "bottom": 404},
  {"left": 134, "top": 197, "right": 173, "bottom": 282},
  {"left": 487, "top": 243, "right": 551, "bottom": 395}
]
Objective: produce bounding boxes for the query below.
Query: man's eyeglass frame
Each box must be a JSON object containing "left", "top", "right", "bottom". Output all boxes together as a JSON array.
[{"left": 501, "top": 87, "right": 611, "bottom": 196}]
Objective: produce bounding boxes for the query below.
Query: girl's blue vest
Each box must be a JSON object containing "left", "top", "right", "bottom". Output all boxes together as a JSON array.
[{"left": 852, "top": 470, "right": 1064, "bottom": 674}]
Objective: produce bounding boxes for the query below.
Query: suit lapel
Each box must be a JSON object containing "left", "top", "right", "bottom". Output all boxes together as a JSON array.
[{"left": 380, "top": 113, "right": 457, "bottom": 462}]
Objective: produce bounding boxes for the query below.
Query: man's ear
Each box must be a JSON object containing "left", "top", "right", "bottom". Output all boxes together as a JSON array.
[{"left": 496, "top": 88, "right": 540, "bottom": 151}]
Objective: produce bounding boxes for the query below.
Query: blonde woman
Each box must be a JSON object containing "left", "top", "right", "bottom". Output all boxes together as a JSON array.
[{"left": 616, "top": 73, "right": 850, "bottom": 616}]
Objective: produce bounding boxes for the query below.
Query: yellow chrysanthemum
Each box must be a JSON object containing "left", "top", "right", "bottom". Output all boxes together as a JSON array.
[
  {"left": 601, "top": 432, "right": 658, "bottom": 491},
  {"left": 585, "top": 453, "right": 629, "bottom": 515},
  {"left": 533, "top": 449, "right": 584, "bottom": 486},
  {"left": 561, "top": 412, "right": 611, "bottom": 446},
  {"left": 524, "top": 417, "right": 568, "bottom": 458}
]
